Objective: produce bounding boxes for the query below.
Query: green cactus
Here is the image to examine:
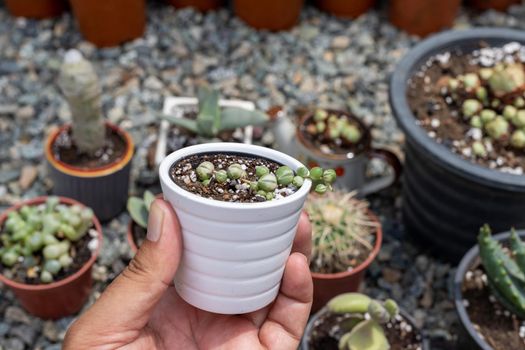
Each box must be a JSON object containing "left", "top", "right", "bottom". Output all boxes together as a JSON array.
[
  {"left": 488, "top": 63, "right": 525, "bottom": 97},
  {"left": 327, "top": 293, "right": 399, "bottom": 350},
  {"left": 57, "top": 49, "right": 105, "bottom": 156},
  {"left": 478, "top": 225, "right": 525, "bottom": 318},
  {"left": 127, "top": 190, "right": 156, "bottom": 229},
  {"left": 161, "top": 86, "right": 270, "bottom": 138},
  {"left": 0, "top": 197, "right": 95, "bottom": 284}
]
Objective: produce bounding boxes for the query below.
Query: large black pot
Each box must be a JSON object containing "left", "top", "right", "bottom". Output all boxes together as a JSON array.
[
  {"left": 301, "top": 305, "right": 430, "bottom": 350},
  {"left": 454, "top": 230, "right": 525, "bottom": 350},
  {"left": 390, "top": 28, "right": 525, "bottom": 262}
]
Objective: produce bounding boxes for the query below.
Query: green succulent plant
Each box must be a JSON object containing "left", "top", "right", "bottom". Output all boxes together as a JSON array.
[
  {"left": 127, "top": 190, "right": 156, "bottom": 229},
  {"left": 327, "top": 293, "right": 399, "bottom": 350},
  {"left": 161, "top": 86, "right": 270, "bottom": 138},
  {"left": 307, "top": 109, "right": 363, "bottom": 144},
  {"left": 478, "top": 225, "right": 525, "bottom": 319},
  {"left": 0, "top": 197, "right": 94, "bottom": 284},
  {"left": 306, "top": 191, "right": 377, "bottom": 274}
]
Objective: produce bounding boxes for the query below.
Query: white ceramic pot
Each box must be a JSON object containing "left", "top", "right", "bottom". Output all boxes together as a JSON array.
[{"left": 159, "top": 143, "right": 312, "bottom": 314}]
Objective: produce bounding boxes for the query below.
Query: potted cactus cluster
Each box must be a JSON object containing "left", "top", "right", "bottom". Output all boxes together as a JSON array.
[
  {"left": 45, "top": 50, "right": 134, "bottom": 222},
  {"left": 302, "top": 293, "right": 429, "bottom": 350},
  {"left": 0, "top": 196, "right": 102, "bottom": 319},
  {"left": 158, "top": 142, "right": 336, "bottom": 314},
  {"left": 390, "top": 28, "right": 525, "bottom": 260},
  {"left": 306, "top": 191, "right": 382, "bottom": 312},
  {"left": 455, "top": 226, "right": 525, "bottom": 349},
  {"left": 296, "top": 108, "right": 401, "bottom": 194}
]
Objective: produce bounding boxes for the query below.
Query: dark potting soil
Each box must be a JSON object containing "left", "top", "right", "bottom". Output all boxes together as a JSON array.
[
  {"left": 407, "top": 41, "right": 525, "bottom": 173},
  {"left": 299, "top": 112, "right": 368, "bottom": 156},
  {"left": 462, "top": 267, "right": 525, "bottom": 349},
  {"left": 53, "top": 127, "right": 126, "bottom": 169},
  {"left": 132, "top": 221, "right": 146, "bottom": 250},
  {"left": 307, "top": 310, "right": 423, "bottom": 350},
  {"left": 0, "top": 232, "right": 93, "bottom": 285},
  {"left": 170, "top": 153, "right": 295, "bottom": 203}
]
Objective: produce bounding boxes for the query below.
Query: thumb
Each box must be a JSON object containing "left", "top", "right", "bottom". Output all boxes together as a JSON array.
[{"left": 70, "top": 199, "right": 182, "bottom": 336}]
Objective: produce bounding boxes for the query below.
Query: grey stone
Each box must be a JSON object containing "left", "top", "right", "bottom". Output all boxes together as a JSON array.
[
  {"left": 3, "top": 338, "right": 24, "bottom": 350},
  {"left": 9, "top": 324, "right": 36, "bottom": 345},
  {"left": 4, "top": 306, "right": 31, "bottom": 325}
]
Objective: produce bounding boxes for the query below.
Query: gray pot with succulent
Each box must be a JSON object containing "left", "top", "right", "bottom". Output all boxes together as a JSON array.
[{"left": 45, "top": 49, "right": 134, "bottom": 222}]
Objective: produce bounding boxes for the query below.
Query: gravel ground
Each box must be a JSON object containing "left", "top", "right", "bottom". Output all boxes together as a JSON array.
[{"left": 1, "top": 1, "right": 525, "bottom": 349}]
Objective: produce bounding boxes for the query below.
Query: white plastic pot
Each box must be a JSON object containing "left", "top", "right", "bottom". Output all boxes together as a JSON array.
[{"left": 159, "top": 143, "right": 312, "bottom": 314}]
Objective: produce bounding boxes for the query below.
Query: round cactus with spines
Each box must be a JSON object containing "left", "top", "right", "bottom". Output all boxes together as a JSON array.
[{"left": 0, "top": 197, "right": 94, "bottom": 284}]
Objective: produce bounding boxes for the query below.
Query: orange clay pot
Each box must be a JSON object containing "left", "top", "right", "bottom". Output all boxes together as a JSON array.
[
  {"left": 233, "top": 0, "right": 304, "bottom": 31},
  {"left": 389, "top": 0, "right": 461, "bottom": 37},
  {"left": 167, "top": 0, "right": 223, "bottom": 12},
  {"left": 0, "top": 197, "right": 103, "bottom": 320},
  {"left": 467, "top": 0, "right": 520, "bottom": 11},
  {"left": 5, "top": 0, "right": 67, "bottom": 19},
  {"left": 69, "top": 0, "right": 146, "bottom": 48},
  {"left": 315, "top": 0, "right": 376, "bottom": 18}
]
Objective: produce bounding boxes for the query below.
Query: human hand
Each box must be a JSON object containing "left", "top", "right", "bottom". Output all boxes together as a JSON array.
[{"left": 64, "top": 198, "right": 313, "bottom": 349}]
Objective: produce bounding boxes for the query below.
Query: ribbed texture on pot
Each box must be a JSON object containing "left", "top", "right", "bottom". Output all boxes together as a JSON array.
[{"left": 160, "top": 143, "right": 312, "bottom": 314}]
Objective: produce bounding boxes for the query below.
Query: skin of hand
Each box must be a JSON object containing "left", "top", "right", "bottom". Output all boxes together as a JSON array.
[{"left": 63, "top": 198, "right": 313, "bottom": 350}]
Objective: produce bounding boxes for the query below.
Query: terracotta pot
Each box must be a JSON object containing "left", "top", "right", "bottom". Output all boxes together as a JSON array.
[
  {"left": 467, "top": 0, "right": 520, "bottom": 11},
  {"left": 389, "top": 0, "right": 461, "bottom": 37},
  {"left": 45, "top": 122, "right": 134, "bottom": 222},
  {"left": 315, "top": 0, "right": 375, "bottom": 18},
  {"left": 5, "top": 0, "right": 67, "bottom": 19},
  {"left": 233, "top": 0, "right": 304, "bottom": 31},
  {"left": 0, "top": 196, "right": 103, "bottom": 320},
  {"left": 310, "top": 211, "right": 383, "bottom": 313},
  {"left": 69, "top": 0, "right": 146, "bottom": 48},
  {"left": 167, "top": 0, "right": 223, "bottom": 12}
]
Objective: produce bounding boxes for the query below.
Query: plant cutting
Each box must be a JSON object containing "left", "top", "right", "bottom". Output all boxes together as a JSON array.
[
  {"left": 152, "top": 87, "right": 270, "bottom": 168},
  {"left": 388, "top": 0, "right": 461, "bottom": 37},
  {"left": 159, "top": 142, "right": 337, "bottom": 314},
  {"left": 45, "top": 50, "right": 134, "bottom": 222},
  {"left": 126, "top": 190, "right": 156, "bottom": 252},
  {"left": 390, "top": 28, "right": 525, "bottom": 261},
  {"left": 454, "top": 226, "right": 525, "bottom": 349},
  {"left": 306, "top": 191, "right": 382, "bottom": 312},
  {"left": 302, "top": 293, "right": 429, "bottom": 350},
  {"left": 167, "top": 0, "right": 223, "bottom": 12},
  {"left": 314, "top": 0, "right": 375, "bottom": 19},
  {"left": 233, "top": 0, "right": 304, "bottom": 31},
  {"left": 5, "top": 0, "right": 67, "bottom": 19},
  {"left": 69, "top": 0, "right": 145, "bottom": 47},
  {"left": 296, "top": 108, "right": 401, "bottom": 194},
  {"left": 467, "top": 0, "right": 520, "bottom": 11},
  {"left": 0, "top": 196, "right": 102, "bottom": 319}
]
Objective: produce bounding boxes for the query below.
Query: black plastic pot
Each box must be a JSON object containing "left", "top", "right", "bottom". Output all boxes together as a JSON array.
[
  {"left": 301, "top": 306, "right": 430, "bottom": 350},
  {"left": 454, "top": 230, "right": 525, "bottom": 350},
  {"left": 390, "top": 28, "right": 525, "bottom": 262}
]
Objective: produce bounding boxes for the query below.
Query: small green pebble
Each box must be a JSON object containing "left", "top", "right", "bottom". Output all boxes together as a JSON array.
[
  {"left": 512, "top": 110, "right": 525, "bottom": 128},
  {"left": 462, "top": 99, "right": 481, "bottom": 118},
  {"left": 503, "top": 105, "right": 518, "bottom": 120},
  {"left": 470, "top": 116, "right": 482, "bottom": 128},
  {"left": 258, "top": 173, "right": 278, "bottom": 192},
  {"left": 310, "top": 167, "right": 323, "bottom": 181},
  {"left": 196, "top": 161, "right": 214, "bottom": 181},
  {"left": 227, "top": 163, "right": 245, "bottom": 180},
  {"left": 314, "top": 184, "right": 327, "bottom": 194},
  {"left": 322, "top": 169, "right": 337, "bottom": 184},
  {"left": 480, "top": 109, "right": 496, "bottom": 123},
  {"left": 472, "top": 141, "right": 487, "bottom": 157},
  {"left": 485, "top": 116, "right": 509, "bottom": 140},
  {"left": 296, "top": 167, "right": 309, "bottom": 177},
  {"left": 511, "top": 130, "right": 525, "bottom": 149},
  {"left": 292, "top": 176, "right": 304, "bottom": 188},
  {"left": 255, "top": 165, "right": 270, "bottom": 178},
  {"left": 275, "top": 166, "right": 294, "bottom": 186},
  {"left": 1, "top": 250, "right": 18, "bottom": 267},
  {"left": 463, "top": 73, "right": 480, "bottom": 89},
  {"left": 215, "top": 170, "right": 228, "bottom": 183}
]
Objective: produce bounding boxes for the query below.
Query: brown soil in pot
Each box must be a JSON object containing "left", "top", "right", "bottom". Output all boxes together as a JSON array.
[
  {"left": 407, "top": 41, "right": 525, "bottom": 173},
  {"left": 0, "top": 230, "right": 94, "bottom": 285},
  {"left": 462, "top": 267, "right": 525, "bottom": 349},
  {"left": 52, "top": 127, "right": 127, "bottom": 169},
  {"left": 308, "top": 309, "right": 423, "bottom": 350},
  {"left": 170, "top": 153, "right": 299, "bottom": 203}
]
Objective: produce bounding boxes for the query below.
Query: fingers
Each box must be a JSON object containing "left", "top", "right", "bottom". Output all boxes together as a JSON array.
[
  {"left": 65, "top": 199, "right": 182, "bottom": 345},
  {"left": 291, "top": 211, "right": 312, "bottom": 262},
  {"left": 258, "top": 253, "right": 313, "bottom": 349}
]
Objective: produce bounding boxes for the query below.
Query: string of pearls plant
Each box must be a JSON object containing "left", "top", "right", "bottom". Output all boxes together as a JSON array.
[{"left": 195, "top": 161, "right": 337, "bottom": 201}]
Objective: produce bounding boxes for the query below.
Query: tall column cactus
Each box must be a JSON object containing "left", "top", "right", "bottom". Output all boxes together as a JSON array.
[{"left": 57, "top": 49, "right": 105, "bottom": 155}]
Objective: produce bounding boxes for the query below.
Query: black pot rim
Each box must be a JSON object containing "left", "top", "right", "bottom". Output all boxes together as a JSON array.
[
  {"left": 300, "top": 304, "right": 430, "bottom": 350},
  {"left": 453, "top": 229, "right": 525, "bottom": 350},
  {"left": 390, "top": 27, "right": 525, "bottom": 192}
]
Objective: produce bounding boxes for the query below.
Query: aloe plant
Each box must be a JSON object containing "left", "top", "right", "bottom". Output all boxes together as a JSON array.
[
  {"left": 327, "top": 293, "right": 399, "bottom": 350},
  {"left": 161, "top": 86, "right": 270, "bottom": 138},
  {"left": 127, "top": 190, "right": 156, "bottom": 228},
  {"left": 478, "top": 225, "right": 525, "bottom": 318}
]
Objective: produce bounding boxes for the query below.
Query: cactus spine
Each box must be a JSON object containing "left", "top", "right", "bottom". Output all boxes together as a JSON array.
[
  {"left": 58, "top": 49, "right": 105, "bottom": 155},
  {"left": 478, "top": 225, "right": 525, "bottom": 317}
]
